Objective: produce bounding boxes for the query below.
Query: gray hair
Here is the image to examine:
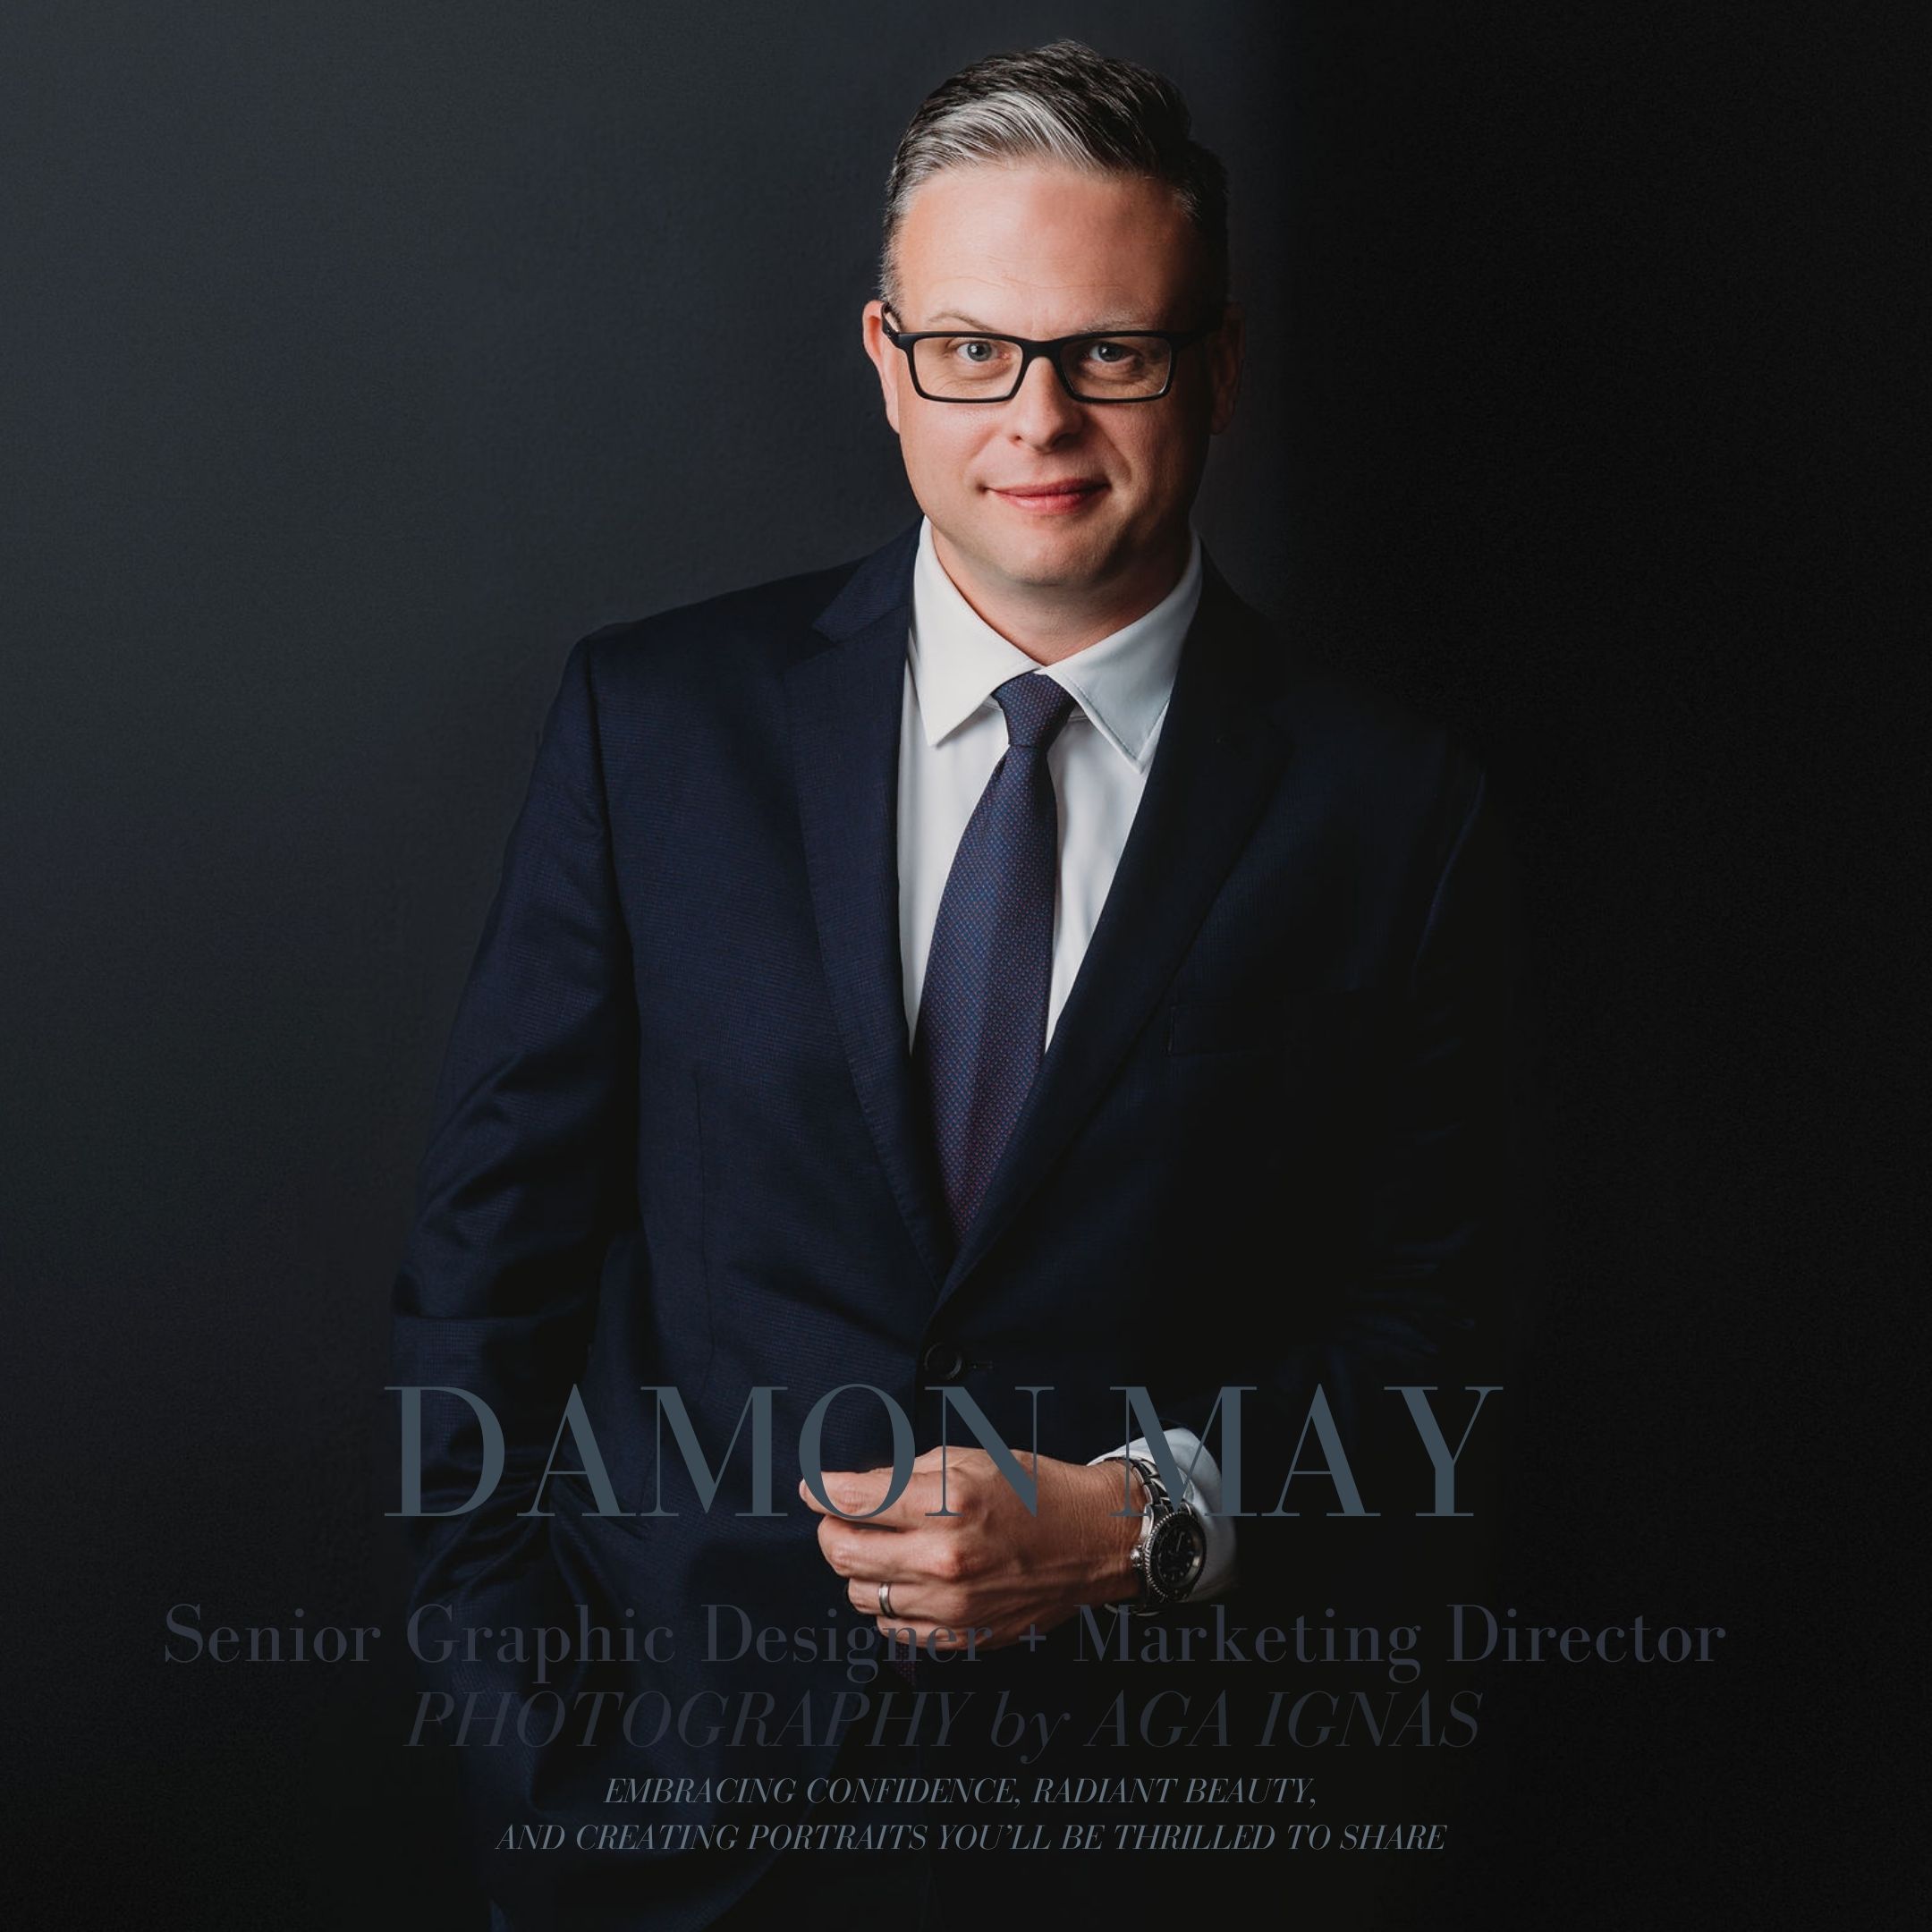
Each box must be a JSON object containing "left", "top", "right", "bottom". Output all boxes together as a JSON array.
[{"left": 880, "top": 38, "right": 1230, "bottom": 321}]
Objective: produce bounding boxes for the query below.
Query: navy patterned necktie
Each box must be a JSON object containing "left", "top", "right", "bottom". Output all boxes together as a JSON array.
[{"left": 913, "top": 671, "right": 1080, "bottom": 1241}]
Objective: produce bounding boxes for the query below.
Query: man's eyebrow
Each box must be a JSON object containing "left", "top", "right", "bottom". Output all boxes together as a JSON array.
[{"left": 924, "top": 309, "right": 1154, "bottom": 334}]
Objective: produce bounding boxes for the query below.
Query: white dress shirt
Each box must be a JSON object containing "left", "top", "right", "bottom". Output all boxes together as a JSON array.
[{"left": 894, "top": 514, "right": 1236, "bottom": 1599}]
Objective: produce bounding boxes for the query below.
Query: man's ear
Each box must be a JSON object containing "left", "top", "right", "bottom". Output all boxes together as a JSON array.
[
  {"left": 861, "top": 301, "right": 902, "bottom": 437},
  {"left": 1208, "top": 301, "right": 1244, "bottom": 436}
]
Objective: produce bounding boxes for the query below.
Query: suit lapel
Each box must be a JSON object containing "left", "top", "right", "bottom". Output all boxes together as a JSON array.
[
  {"left": 935, "top": 555, "right": 1290, "bottom": 1308},
  {"left": 786, "top": 521, "right": 956, "bottom": 1292}
]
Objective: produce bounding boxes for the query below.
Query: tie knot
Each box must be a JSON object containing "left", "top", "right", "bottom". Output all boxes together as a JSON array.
[{"left": 994, "top": 672, "right": 1078, "bottom": 749}]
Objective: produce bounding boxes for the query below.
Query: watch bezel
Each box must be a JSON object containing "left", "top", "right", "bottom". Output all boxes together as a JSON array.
[{"left": 1143, "top": 1501, "right": 1208, "bottom": 1604}]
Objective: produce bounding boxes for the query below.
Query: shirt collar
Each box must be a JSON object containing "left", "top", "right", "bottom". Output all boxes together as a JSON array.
[{"left": 906, "top": 514, "right": 1202, "bottom": 773}]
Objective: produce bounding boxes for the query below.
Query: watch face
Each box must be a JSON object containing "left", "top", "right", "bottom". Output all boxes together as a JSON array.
[{"left": 1148, "top": 1511, "right": 1207, "bottom": 1600}]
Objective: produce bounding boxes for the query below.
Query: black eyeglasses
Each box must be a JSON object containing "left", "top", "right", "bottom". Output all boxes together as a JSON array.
[{"left": 880, "top": 306, "right": 1220, "bottom": 403}]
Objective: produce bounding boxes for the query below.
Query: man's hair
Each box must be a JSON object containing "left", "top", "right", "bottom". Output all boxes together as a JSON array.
[{"left": 880, "top": 38, "right": 1230, "bottom": 322}]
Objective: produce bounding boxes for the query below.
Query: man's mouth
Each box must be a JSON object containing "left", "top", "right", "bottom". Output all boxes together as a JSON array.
[{"left": 989, "top": 479, "right": 1107, "bottom": 515}]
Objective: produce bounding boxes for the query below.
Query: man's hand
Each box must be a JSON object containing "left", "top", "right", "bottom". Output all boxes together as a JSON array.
[{"left": 801, "top": 1449, "right": 1145, "bottom": 1651}]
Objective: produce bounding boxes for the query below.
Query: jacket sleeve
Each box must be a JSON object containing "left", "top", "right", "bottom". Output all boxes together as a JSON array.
[
  {"left": 1344, "top": 758, "right": 1521, "bottom": 1395},
  {"left": 388, "top": 635, "right": 640, "bottom": 1606},
  {"left": 1158, "top": 751, "right": 1525, "bottom": 1601}
]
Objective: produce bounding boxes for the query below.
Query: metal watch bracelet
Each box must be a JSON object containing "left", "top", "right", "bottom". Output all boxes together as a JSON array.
[{"left": 1111, "top": 1453, "right": 1207, "bottom": 1614}]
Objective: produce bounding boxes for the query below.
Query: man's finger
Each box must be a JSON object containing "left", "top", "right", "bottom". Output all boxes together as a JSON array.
[
  {"left": 797, "top": 1469, "right": 902, "bottom": 1521},
  {"left": 845, "top": 1575, "right": 985, "bottom": 1629},
  {"left": 800, "top": 1468, "right": 970, "bottom": 1527},
  {"left": 817, "top": 1517, "right": 947, "bottom": 1579},
  {"left": 846, "top": 1575, "right": 916, "bottom": 1618},
  {"left": 818, "top": 1518, "right": 888, "bottom": 1575}
]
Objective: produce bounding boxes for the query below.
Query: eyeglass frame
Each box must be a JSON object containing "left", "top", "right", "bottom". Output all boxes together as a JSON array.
[{"left": 878, "top": 305, "right": 1224, "bottom": 404}]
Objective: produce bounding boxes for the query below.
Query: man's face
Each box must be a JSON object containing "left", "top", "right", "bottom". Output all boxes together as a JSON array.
[{"left": 863, "top": 161, "right": 1241, "bottom": 611}]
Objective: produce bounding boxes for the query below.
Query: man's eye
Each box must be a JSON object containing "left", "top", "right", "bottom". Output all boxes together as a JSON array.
[{"left": 949, "top": 338, "right": 1010, "bottom": 364}]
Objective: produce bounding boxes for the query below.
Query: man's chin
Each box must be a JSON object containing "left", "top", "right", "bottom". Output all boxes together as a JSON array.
[{"left": 967, "top": 525, "right": 1116, "bottom": 594}]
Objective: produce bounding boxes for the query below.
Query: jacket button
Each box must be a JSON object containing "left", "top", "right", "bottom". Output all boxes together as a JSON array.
[{"left": 920, "top": 1341, "right": 966, "bottom": 1383}]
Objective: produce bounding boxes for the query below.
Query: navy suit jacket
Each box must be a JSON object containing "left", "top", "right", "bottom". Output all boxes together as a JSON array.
[{"left": 391, "top": 516, "right": 1518, "bottom": 1926}]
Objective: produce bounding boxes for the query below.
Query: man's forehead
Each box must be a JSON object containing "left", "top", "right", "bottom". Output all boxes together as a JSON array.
[
  {"left": 893, "top": 164, "right": 1202, "bottom": 327},
  {"left": 912, "top": 277, "right": 1171, "bottom": 332}
]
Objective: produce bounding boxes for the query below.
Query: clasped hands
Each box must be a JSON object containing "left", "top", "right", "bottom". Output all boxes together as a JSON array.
[{"left": 801, "top": 1447, "right": 1144, "bottom": 1651}]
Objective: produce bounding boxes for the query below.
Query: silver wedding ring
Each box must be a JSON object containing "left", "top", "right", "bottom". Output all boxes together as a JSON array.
[{"left": 877, "top": 1580, "right": 895, "bottom": 1619}]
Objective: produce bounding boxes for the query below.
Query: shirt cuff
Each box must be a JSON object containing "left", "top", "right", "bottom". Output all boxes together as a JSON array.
[{"left": 1088, "top": 1428, "right": 1239, "bottom": 1602}]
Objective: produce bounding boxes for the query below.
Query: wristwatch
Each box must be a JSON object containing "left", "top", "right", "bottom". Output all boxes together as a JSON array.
[{"left": 1111, "top": 1454, "right": 1208, "bottom": 1614}]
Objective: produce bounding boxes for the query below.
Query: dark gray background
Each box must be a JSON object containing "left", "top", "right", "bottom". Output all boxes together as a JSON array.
[{"left": 2, "top": 3, "right": 1911, "bottom": 1926}]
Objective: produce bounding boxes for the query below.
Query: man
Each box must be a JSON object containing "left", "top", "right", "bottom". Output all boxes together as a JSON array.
[{"left": 393, "top": 38, "right": 1516, "bottom": 1931}]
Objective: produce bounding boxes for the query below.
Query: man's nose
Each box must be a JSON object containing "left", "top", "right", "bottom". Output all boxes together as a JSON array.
[{"left": 1004, "top": 350, "right": 1085, "bottom": 445}]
